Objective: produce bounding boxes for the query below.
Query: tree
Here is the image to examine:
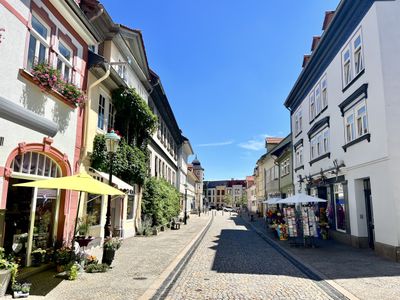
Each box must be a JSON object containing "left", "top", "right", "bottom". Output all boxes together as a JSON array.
[{"left": 223, "top": 194, "right": 233, "bottom": 207}]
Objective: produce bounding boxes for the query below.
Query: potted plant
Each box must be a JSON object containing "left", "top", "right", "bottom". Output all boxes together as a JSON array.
[
  {"left": 102, "top": 237, "right": 122, "bottom": 266},
  {"left": 75, "top": 215, "right": 95, "bottom": 248},
  {"left": 12, "top": 281, "right": 31, "bottom": 298},
  {"left": 0, "top": 247, "right": 18, "bottom": 297},
  {"left": 54, "top": 247, "right": 74, "bottom": 273},
  {"left": 31, "top": 248, "right": 46, "bottom": 267}
]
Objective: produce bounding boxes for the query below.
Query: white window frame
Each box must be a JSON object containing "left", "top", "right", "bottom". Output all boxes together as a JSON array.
[
  {"left": 295, "top": 146, "right": 303, "bottom": 168},
  {"left": 294, "top": 107, "right": 302, "bottom": 135},
  {"left": 56, "top": 40, "right": 73, "bottom": 83},
  {"left": 344, "top": 100, "right": 368, "bottom": 143},
  {"left": 353, "top": 31, "right": 364, "bottom": 76},
  {"left": 97, "top": 94, "right": 106, "bottom": 131},
  {"left": 345, "top": 113, "right": 355, "bottom": 143},
  {"left": 27, "top": 14, "right": 51, "bottom": 69},
  {"left": 108, "top": 101, "right": 115, "bottom": 130},
  {"left": 310, "top": 128, "right": 329, "bottom": 160},
  {"left": 342, "top": 47, "right": 352, "bottom": 87},
  {"left": 321, "top": 76, "right": 328, "bottom": 109},
  {"left": 309, "top": 91, "right": 316, "bottom": 121},
  {"left": 315, "top": 84, "right": 321, "bottom": 115}
]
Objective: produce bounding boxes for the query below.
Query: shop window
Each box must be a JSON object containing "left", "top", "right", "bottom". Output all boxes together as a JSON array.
[
  {"left": 87, "top": 194, "right": 102, "bottom": 225},
  {"left": 11, "top": 152, "right": 61, "bottom": 178},
  {"left": 27, "top": 14, "right": 51, "bottom": 69},
  {"left": 334, "top": 183, "right": 346, "bottom": 232},
  {"left": 126, "top": 195, "right": 134, "bottom": 220}
]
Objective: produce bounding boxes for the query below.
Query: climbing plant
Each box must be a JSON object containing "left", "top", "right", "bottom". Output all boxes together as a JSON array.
[
  {"left": 112, "top": 87, "right": 158, "bottom": 150},
  {"left": 91, "top": 134, "right": 147, "bottom": 185},
  {"left": 142, "top": 177, "right": 180, "bottom": 226}
]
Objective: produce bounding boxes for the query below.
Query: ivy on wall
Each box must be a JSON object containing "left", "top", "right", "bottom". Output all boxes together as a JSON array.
[
  {"left": 112, "top": 87, "right": 158, "bottom": 150},
  {"left": 91, "top": 134, "right": 147, "bottom": 186}
]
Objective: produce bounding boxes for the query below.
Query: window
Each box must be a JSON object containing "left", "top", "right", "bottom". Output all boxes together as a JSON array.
[
  {"left": 315, "top": 84, "right": 321, "bottom": 115},
  {"left": 27, "top": 15, "right": 50, "bottom": 69},
  {"left": 356, "top": 105, "right": 368, "bottom": 136},
  {"left": 345, "top": 114, "right": 355, "bottom": 143},
  {"left": 321, "top": 77, "right": 328, "bottom": 109},
  {"left": 87, "top": 194, "right": 102, "bottom": 225},
  {"left": 309, "top": 91, "right": 315, "bottom": 120},
  {"left": 343, "top": 49, "right": 352, "bottom": 86},
  {"left": 344, "top": 101, "right": 368, "bottom": 143},
  {"left": 310, "top": 128, "right": 329, "bottom": 160},
  {"left": 117, "top": 59, "right": 127, "bottom": 82},
  {"left": 97, "top": 95, "right": 106, "bottom": 130},
  {"left": 353, "top": 34, "right": 364, "bottom": 75},
  {"left": 126, "top": 195, "right": 135, "bottom": 219},
  {"left": 108, "top": 102, "right": 115, "bottom": 130},
  {"left": 154, "top": 157, "right": 158, "bottom": 177},
  {"left": 57, "top": 41, "right": 73, "bottom": 82},
  {"left": 295, "top": 146, "right": 303, "bottom": 168},
  {"left": 281, "top": 159, "right": 290, "bottom": 177},
  {"left": 11, "top": 152, "right": 61, "bottom": 177},
  {"left": 294, "top": 107, "right": 302, "bottom": 135}
]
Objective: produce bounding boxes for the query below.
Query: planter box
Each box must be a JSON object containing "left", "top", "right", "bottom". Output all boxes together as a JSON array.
[
  {"left": 13, "top": 291, "right": 29, "bottom": 298},
  {"left": 0, "top": 269, "right": 11, "bottom": 297}
]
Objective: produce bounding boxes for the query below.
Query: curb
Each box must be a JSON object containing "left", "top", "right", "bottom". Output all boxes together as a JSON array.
[
  {"left": 139, "top": 214, "right": 213, "bottom": 300},
  {"left": 243, "top": 217, "right": 359, "bottom": 300}
]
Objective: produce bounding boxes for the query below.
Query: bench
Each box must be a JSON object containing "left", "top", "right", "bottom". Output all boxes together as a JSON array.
[{"left": 171, "top": 217, "right": 181, "bottom": 230}]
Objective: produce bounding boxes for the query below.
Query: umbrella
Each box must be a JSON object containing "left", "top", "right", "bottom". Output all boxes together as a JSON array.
[
  {"left": 262, "top": 198, "right": 282, "bottom": 204},
  {"left": 276, "top": 193, "right": 327, "bottom": 204},
  {"left": 14, "top": 172, "right": 125, "bottom": 250},
  {"left": 14, "top": 172, "right": 124, "bottom": 195}
]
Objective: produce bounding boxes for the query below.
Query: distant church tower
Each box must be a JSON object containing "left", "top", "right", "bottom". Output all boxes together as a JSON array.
[{"left": 191, "top": 156, "right": 204, "bottom": 210}]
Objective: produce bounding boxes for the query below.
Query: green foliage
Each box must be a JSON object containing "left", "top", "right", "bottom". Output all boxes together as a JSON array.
[
  {"left": 103, "top": 237, "right": 122, "bottom": 250},
  {"left": 0, "top": 247, "right": 18, "bottom": 286},
  {"left": 91, "top": 135, "right": 147, "bottom": 185},
  {"left": 12, "top": 281, "right": 31, "bottom": 293},
  {"left": 136, "top": 215, "right": 153, "bottom": 236},
  {"left": 68, "top": 263, "right": 78, "bottom": 281},
  {"left": 112, "top": 87, "right": 158, "bottom": 149},
  {"left": 85, "top": 263, "right": 109, "bottom": 273},
  {"left": 142, "top": 177, "right": 180, "bottom": 226},
  {"left": 223, "top": 195, "right": 233, "bottom": 206}
]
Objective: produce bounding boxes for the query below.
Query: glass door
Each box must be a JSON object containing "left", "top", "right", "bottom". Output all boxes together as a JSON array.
[{"left": 334, "top": 183, "right": 346, "bottom": 232}]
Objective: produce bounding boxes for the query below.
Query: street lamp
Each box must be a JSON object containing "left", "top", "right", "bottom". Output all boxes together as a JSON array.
[
  {"left": 103, "top": 130, "right": 120, "bottom": 239},
  {"left": 184, "top": 184, "right": 188, "bottom": 225}
]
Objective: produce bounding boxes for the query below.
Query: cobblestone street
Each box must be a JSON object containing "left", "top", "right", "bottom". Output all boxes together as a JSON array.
[{"left": 165, "top": 213, "right": 337, "bottom": 300}]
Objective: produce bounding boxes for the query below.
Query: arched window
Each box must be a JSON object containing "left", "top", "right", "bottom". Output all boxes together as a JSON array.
[{"left": 11, "top": 152, "right": 61, "bottom": 178}]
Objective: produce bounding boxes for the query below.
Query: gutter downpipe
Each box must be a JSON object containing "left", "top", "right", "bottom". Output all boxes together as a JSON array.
[{"left": 82, "top": 64, "right": 111, "bottom": 164}]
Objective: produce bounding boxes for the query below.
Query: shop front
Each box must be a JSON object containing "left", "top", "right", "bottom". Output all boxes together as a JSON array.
[{"left": 1, "top": 145, "right": 72, "bottom": 267}]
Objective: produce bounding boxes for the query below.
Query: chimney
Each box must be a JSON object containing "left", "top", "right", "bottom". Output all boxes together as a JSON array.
[
  {"left": 302, "top": 55, "right": 311, "bottom": 68},
  {"left": 322, "top": 11, "right": 335, "bottom": 31}
]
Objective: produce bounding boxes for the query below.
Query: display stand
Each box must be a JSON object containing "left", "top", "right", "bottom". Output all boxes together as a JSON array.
[{"left": 301, "top": 205, "right": 318, "bottom": 247}]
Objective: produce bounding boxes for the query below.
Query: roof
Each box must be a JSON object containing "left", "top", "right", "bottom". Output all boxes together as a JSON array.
[
  {"left": 284, "top": 0, "right": 375, "bottom": 112},
  {"left": 269, "top": 134, "right": 292, "bottom": 157},
  {"left": 266, "top": 137, "right": 284, "bottom": 144},
  {"left": 204, "top": 180, "right": 228, "bottom": 189}
]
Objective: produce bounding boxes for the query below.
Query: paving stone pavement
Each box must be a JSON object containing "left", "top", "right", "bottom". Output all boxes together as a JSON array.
[
  {"left": 165, "top": 213, "right": 335, "bottom": 300},
  {"left": 1, "top": 214, "right": 211, "bottom": 300},
  {"left": 246, "top": 214, "right": 400, "bottom": 300}
]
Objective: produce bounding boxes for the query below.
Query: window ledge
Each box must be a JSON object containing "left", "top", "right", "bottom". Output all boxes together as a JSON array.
[
  {"left": 309, "top": 106, "right": 328, "bottom": 125},
  {"left": 294, "top": 165, "right": 305, "bottom": 172},
  {"left": 294, "top": 131, "right": 302, "bottom": 138},
  {"left": 19, "top": 69, "right": 77, "bottom": 109},
  {"left": 281, "top": 173, "right": 290, "bottom": 178},
  {"left": 342, "top": 133, "right": 370, "bottom": 152},
  {"left": 342, "top": 69, "right": 365, "bottom": 93},
  {"left": 309, "top": 152, "right": 331, "bottom": 166}
]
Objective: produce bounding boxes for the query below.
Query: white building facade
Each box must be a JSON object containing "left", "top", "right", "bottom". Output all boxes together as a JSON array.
[{"left": 285, "top": 0, "right": 400, "bottom": 261}]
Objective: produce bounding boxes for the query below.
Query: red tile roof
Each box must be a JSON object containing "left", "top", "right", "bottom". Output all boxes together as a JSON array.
[
  {"left": 266, "top": 137, "right": 284, "bottom": 144},
  {"left": 302, "top": 55, "right": 311, "bottom": 68},
  {"left": 311, "top": 36, "right": 321, "bottom": 51},
  {"left": 322, "top": 11, "right": 335, "bottom": 31}
]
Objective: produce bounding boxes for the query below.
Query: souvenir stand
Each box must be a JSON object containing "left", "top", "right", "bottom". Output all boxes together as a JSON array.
[{"left": 277, "top": 194, "right": 326, "bottom": 247}]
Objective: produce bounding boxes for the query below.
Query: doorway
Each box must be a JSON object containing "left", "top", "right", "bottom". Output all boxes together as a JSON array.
[{"left": 363, "top": 178, "right": 374, "bottom": 249}]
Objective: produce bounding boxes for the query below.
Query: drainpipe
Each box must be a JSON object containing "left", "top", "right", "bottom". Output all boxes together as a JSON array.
[{"left": 82, "top": 64, "right": 111, "bottom": 165}]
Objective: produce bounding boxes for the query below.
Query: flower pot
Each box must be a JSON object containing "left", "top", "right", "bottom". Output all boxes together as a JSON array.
[
  {"left": 13, "top": 291, "right": 29, "bottom": 298},
  {"left": 0, "top": 269, "right": 11, "bottom": 297},
  {"left": 56, "top": 265, "right": 65, "bottom": 273},
  {"left": 102, "top": 248, "right": 115, "bottom": 266}
]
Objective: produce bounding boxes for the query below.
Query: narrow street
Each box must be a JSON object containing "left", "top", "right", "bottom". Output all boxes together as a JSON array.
[{"left": 164, "top": 213, "right": 341, "bottom": 300}]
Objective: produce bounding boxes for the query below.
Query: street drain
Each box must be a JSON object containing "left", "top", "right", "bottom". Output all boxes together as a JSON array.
[
  {"left": 204, "top": 278, "right": 209, "bottom": 281},
  {"left": 133, "top": 277, "right": 147, "bottom": 280},
  {"left": 195, "top": 289, "right": 202, "bottom": 292}
]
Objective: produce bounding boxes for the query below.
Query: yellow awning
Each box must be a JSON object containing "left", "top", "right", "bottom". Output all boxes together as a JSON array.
[{"left": 13, "top": 172, "right": 125, "bottom": 196}]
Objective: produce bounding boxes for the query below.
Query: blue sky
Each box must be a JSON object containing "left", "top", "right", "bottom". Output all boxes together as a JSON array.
[{"left": 101, "top": 0, "right": 339, "bottom": 180}]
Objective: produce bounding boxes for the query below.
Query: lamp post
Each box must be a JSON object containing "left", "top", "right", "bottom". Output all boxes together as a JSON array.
[
  {"left": 103, "top": 130, "right": 120, "bottom": 239},
  {"left": 184, "top": 184, "right": 188, "bottom": 225}
]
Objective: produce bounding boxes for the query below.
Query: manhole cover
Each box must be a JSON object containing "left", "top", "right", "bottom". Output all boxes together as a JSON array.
[{"left": 133, "top": 277, "right": 147, "bottom": 280}]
